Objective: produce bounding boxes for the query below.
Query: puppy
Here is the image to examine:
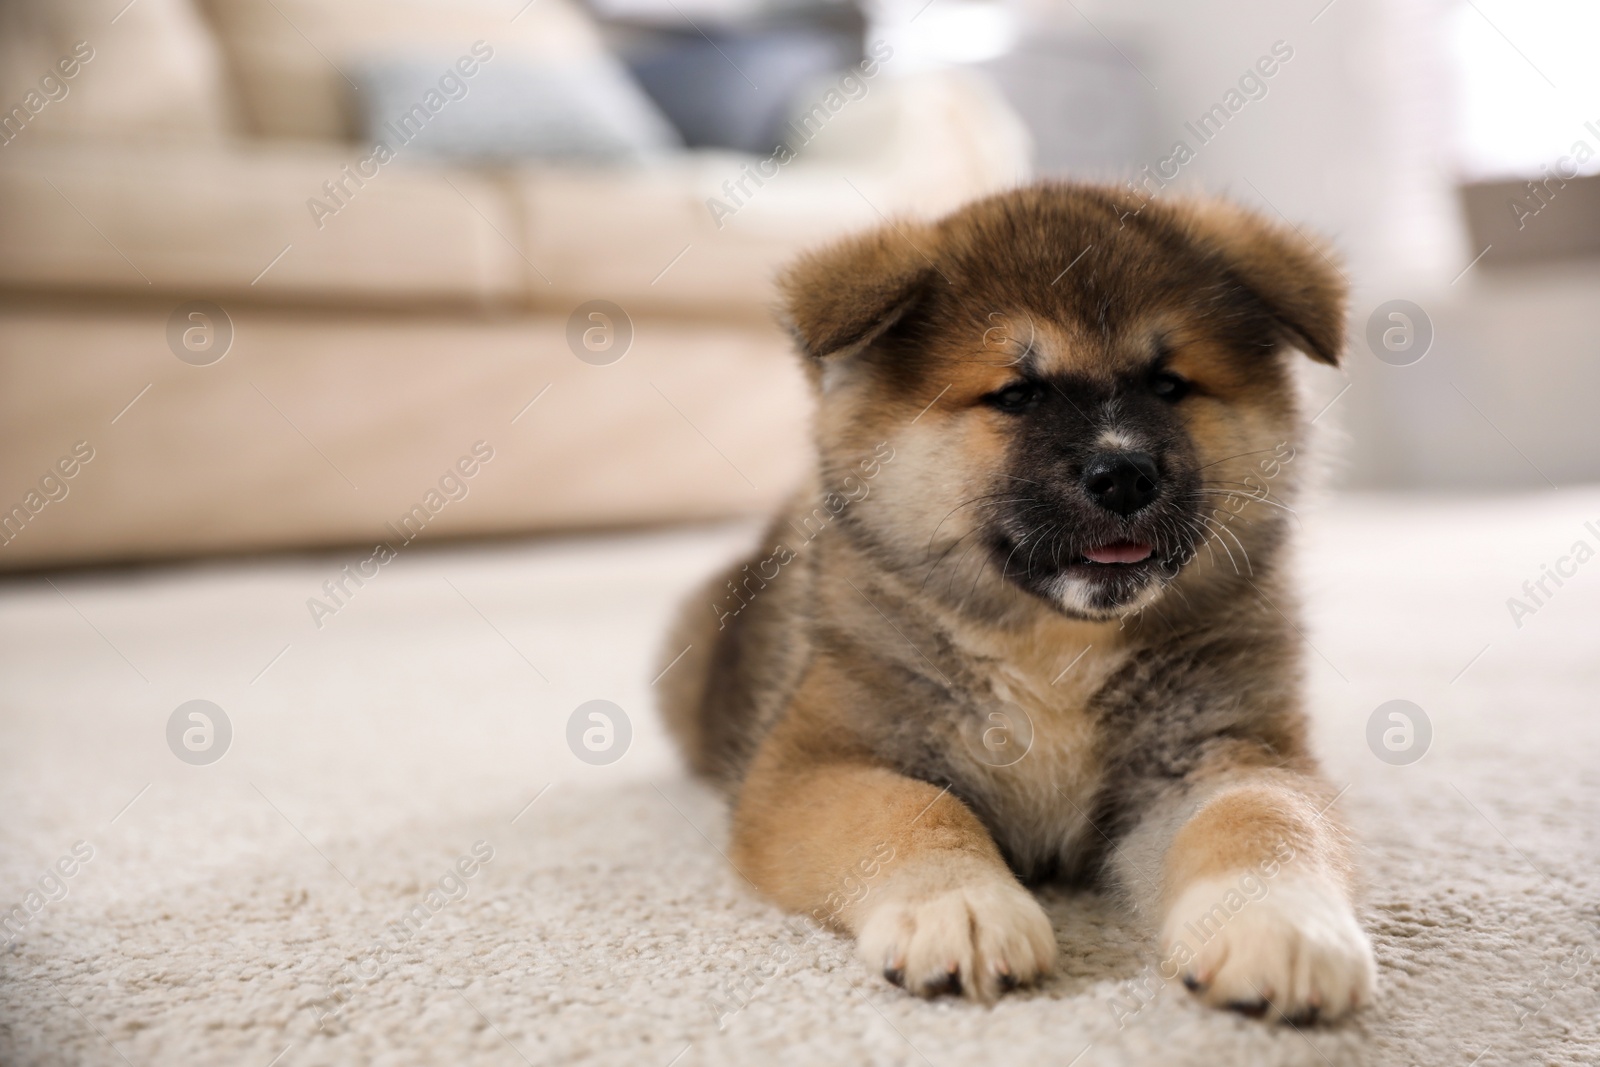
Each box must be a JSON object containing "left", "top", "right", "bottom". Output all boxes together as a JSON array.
[{"left": 657, "top": 183, "right": 1376, "bottom": 1022}]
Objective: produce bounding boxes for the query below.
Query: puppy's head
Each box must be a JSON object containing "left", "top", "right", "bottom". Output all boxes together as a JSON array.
[{"left": 779, "top": 183, "right": 1343, "bottom": 621}]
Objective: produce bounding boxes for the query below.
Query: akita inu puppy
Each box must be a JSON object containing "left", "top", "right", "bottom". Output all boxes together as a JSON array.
[{"left": 658, "top": 183, "right": 1375, "bottom": 1023}]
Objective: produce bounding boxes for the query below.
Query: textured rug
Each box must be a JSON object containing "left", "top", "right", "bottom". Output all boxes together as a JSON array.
[{"left": 2, "top": 490, "right": 1598, "bottom": 1067}]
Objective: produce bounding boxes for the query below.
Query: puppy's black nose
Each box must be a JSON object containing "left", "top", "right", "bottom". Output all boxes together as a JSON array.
[{"left": 1082, "top": 451, "right": 1160, "bottom": 516}]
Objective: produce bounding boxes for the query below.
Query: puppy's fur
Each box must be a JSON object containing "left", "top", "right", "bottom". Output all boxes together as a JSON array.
[{"left": 657, "top": 183, "right": 1375, "bottom": 1021}]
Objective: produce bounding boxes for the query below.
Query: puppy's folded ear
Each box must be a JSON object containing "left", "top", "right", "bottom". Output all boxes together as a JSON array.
[
  {"left": 1169, "top": 198, "right": 1347, "bottom": 365},
  {"left": 777, "top": 222, "right": 939, "bottom": 363}
]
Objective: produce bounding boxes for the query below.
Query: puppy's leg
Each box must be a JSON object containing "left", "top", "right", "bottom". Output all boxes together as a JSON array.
[
  {"left": 731, "top": 717, "right": 1055, "bottom": 1002},
  {"left": 1116, "top": 761, "right": 1375, "bottom": 1023}
]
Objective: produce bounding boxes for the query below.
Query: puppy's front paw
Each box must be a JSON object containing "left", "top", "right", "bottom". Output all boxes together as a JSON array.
[
  {"left": 1161, "top": 874, "right": 1375, "bottom": 1023},
  {"left": 856, "top": 857, "right": 1056, "bottom": 1002}
]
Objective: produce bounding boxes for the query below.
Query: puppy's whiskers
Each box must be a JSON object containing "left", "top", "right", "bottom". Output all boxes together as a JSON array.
[
  {"left": 1194, "top": 447, "right": 1286, "bottom": 473},
  {"left": 926, "top": 492, "right": 1033, "bottom": 551},
  {"left": 1200, "top": 514, "right": 1253, "bottom": 575},
  {"left": 1201, "top": 481, "right": 1298, "bottom": 515}
]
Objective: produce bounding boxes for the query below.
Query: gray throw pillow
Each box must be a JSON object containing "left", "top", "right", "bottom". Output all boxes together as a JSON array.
[{"left": 352, "top": 53, "right": 682, "bottom": 163}]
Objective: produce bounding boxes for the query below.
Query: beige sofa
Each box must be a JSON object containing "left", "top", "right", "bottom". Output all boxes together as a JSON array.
[{"left": 0, "top": 0, "right": 1029, "bottom": 569}]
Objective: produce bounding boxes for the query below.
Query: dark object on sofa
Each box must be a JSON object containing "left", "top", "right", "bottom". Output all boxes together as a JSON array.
[{"left": 606, "top": 3, "right": 866, "bottom": 154}]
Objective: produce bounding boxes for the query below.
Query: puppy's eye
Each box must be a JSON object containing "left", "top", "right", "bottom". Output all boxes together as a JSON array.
[
  {"left": 1151, "top": 370, "right": 1191, "bottom": 402},
  {"left": 985, "top": 381, "right": 1041, "bottom": 414}
]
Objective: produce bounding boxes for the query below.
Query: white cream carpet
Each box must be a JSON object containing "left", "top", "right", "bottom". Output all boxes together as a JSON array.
[{"left": 2, "top": 491, "right": 1598, "bottom": 1067}]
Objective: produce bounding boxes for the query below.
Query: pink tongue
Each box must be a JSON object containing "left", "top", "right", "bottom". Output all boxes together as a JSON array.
[{"left": 1084, "top": 542, "right": 1153, "bottom": 564}]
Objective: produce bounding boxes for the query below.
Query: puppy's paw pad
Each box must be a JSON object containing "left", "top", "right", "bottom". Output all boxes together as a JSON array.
[
  {"left": 1163, "top": 874, "right": 1375, "bottom": 1023},
  {"left": 857, "top": 868, "right": 1056, "bottom": 1002}
]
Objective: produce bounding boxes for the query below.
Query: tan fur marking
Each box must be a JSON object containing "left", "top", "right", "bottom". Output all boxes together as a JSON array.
[
  {"left": 1162, "top": 776, "right": 1353, "bottom": 911},
  {"left": 730, "top": 661, "right": 1010, "bottom": 924}
]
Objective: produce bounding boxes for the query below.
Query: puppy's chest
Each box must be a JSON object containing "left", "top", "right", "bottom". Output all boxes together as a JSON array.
[{"left": 940, "top": 649, "right": 1122, "bottom": 875}]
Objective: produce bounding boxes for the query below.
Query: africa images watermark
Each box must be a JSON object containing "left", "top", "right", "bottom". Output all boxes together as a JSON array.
[
  {"left": 0, "top": 441, "right": 96, "bottom": 550},
  {"left": 2, "top": 841, "right": 96, "bottom": 946},
  {"left": 0, "top": 41, "right": 95, "bottom": 147},
  {"left": 1506, "top": 117, "right": 1600, "bottom": 231},
  {"left": 708, "top": 840, "right": 896, "bottom": 1028},
  {"left": 306, "top": 441, "right": 496, "bottom": 629},
  {"left": 1108, "top": 839, "right": 1298, "bottom": 1029},
  {"left": 306, "top": 41, "right": 495, "bottom": 230},
  {"left": 1159, "top": 439, "right": 1296, "bottom": 579},
  {"left": 1514, "top": 940, "right": 1598, "bottom": 1031},
  {"left": 1117, "top": 40, "right": 1295, "bottom": 225},
  {"left": 309, "top": 839, "right": 495, "bottom": 1028},
  {"left": 1505, "top": 517, "right": 1600, "bottom": 629},
  {"left": 704, "top": 40, "right": 895, "bottom": 229},
  {"left": 710, "top": 441, "right": 895, "bottom": 629}
]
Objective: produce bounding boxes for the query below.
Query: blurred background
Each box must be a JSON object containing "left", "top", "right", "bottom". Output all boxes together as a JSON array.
[{"left": 0, "top": 0, "right": 1596, "bottom": 570}]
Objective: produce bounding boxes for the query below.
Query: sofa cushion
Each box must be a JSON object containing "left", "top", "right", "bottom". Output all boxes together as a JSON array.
[
  {"left": 0, "top": 0, "right": 236, "bottom": 144},
  {"left": 0, "top": 141, "right": 528, "bottom": 304},
  {"left": 517, "top": 69, "right": 1033, "bottom": 314},
  {"left": 351, "top": 53, "right": 680, "bottom": 163},
  {"left": 624, "top": 27, "right": 856, "bottom": 153},
  {"left": 198, "top": 0, "right": 608, "bottom": 141},
  {"left": 0, "top": 70, "right": 1030, "bottom": 311}
]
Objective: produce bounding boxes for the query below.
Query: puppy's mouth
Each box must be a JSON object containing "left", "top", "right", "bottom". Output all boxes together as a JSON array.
[
  {"left": 1054, "top": 536, "right": 1170, "bottom": 617},
  {"left": 1061, "top": 540, "right": 1160, "bottom": 590},
  {"left": 1077, "top": 541, "right": 1153, "bottom": 566},
  {"left": 991, "top": 533, "right": 1166, "bottom": 581},
  {"left": 989, "top": 524, "right": 1185, "bottom": 619}
]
